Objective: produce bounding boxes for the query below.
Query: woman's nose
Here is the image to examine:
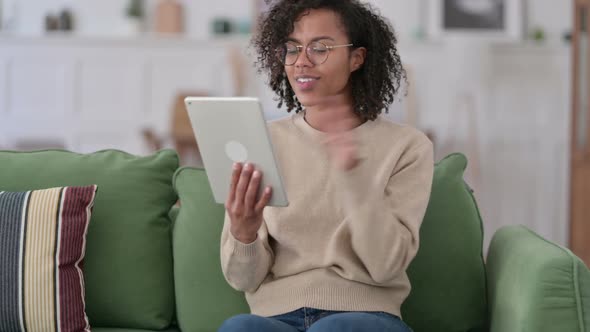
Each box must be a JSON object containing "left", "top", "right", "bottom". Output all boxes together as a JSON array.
[{"left": 294, "top": 50, "right": 313, "bottom": 68}]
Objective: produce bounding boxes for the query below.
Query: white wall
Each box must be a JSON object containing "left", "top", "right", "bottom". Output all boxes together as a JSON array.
[
  {"left": 375, "top": 0, "right": 573, "bottom": 42},
  {"left": 0, "top": 0, "right": 575, "bottom": 249},
  {"left": 1, "top": 0, "right": 573, "bottom": 43}
]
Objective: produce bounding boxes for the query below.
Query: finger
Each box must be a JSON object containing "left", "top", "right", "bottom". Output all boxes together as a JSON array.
[
  {"left": 327, "top": 118, "right": 354, "bottom": 134},
  {"left": 226, "top": 163, "right": 242, "bottom": 206},
  {"left": 323, "top": 133, "right": 343, "bottom": 148},
  {"left": 254, "top": 186, "right": 273, "bottom": 212},
  {"left": 234, "top": 163, "right": 253, "bottom": 205},
  {"left": 322, "top": 136, "right": 336, "bottom": 147},
  {"left": 333, "top": 133, "right": 357, "bottom": 149},
  {"left": 245, "top": 169, "right": 262, "bottom": 210},
  {"left": 346, "top": 133, "right": 358, "bottom": 146},
  {"left": 323, "top": 135, "right": 347, "bottom": 152}
]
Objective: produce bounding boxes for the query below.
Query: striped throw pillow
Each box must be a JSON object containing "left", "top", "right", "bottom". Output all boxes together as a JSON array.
[{"left": 0, "top": 185, "right": 97, "bottom": 332}]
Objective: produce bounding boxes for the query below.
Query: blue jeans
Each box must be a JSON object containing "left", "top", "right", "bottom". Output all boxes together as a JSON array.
[{"left": 218, "top": 307, "right": 413, "bottom": 332}]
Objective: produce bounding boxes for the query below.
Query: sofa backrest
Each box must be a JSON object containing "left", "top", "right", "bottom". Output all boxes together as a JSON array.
[
  {"left": 402, "top": 153, "right": 488, "bottom": 332},
  {"left": 172, "top": 167, "right": 249, "bottom": 332},
  {"left": 0, "top": 149, "right": 179, "bottom": 331}
]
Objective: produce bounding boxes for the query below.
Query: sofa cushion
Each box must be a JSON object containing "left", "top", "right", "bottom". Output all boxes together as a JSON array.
[
  {"left": 401, "top": 153, "right": 488, "bottom": 332},
  {"left": 172, "top": 167, "right": 249, "bottom": 332},
  {"left": 0, "top": 185, "right": 97, "bottom": 332},
  {"left": 0, "top": 149, "right": 179, "bottom": 330}
]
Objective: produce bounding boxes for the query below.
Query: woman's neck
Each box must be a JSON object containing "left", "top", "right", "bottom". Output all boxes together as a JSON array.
[{"left": 303, "top": 95, "right": 363, "bottom": 133}]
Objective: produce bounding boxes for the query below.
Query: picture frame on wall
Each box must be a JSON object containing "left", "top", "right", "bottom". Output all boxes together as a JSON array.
[{"left": 428, "top": 0, "right": 523, "bottom": 41}]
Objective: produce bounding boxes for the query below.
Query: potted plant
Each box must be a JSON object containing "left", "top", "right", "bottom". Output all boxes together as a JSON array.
[{"left": 124, "top": 0, "right": 145, "bottom": 35}]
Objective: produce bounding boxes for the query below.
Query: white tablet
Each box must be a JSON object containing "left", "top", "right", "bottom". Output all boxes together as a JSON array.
[{"left": 184, "top": 97, "right": 289, "bottom": 207}]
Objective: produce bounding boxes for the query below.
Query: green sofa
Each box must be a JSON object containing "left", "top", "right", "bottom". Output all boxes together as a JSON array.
[{"left": 0, "top": 149, "right": 587, "bottom": 332}]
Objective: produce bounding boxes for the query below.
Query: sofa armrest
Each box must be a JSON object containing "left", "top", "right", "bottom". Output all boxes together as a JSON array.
[{"left": 487, "top": 225, "right": 589, "bottom": 332}]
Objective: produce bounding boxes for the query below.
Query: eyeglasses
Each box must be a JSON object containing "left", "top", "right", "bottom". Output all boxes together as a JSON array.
[{"left": 275, "top": 41, "right": 354, "bottom": 66}]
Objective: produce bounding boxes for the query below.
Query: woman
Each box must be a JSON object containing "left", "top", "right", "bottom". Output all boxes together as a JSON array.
[{"left": 218, "top": 0, "right": 433, "bottom": 331}]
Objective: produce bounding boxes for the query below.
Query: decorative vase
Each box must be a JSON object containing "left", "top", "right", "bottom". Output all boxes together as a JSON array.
[
  {"left": 155, "top": 0, "right": 184, "bottom": 34},
  {"left": 123, "top": 0, "right": 144, "bottom": 36},
  {"left": 58, "top": 8, "right": 74, "bottom": 31},
  {"left": 122, "top": 17, "right": 143, "bottom": 36}
]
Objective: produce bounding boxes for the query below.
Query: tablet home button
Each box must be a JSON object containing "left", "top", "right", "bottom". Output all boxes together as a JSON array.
[{"left": 225, "top": 140, "right": 248, "bottom": 163}]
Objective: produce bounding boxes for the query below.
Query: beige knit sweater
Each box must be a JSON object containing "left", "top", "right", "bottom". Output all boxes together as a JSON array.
[{"left": 220, "top": 112, "right": 434, "bottom": 318}]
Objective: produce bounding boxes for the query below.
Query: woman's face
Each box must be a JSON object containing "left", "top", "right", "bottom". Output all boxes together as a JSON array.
[{"left": 284, "top": 9, "right": 365, "bottom": 108}]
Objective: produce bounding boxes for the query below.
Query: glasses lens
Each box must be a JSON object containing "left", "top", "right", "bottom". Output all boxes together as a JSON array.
[
  {"left": 277, "top": 43, "right": 299, "bottom": 65},
  {"left": 307, "top": 42, "right": 329, "bottom": 65}
]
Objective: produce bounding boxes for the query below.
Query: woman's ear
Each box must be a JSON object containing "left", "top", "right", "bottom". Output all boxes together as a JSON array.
[{"left": 350, "top": 47, "right": 367, "bottom": 72}]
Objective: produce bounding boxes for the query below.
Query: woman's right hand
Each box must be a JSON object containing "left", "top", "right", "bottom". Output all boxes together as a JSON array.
[{"left": 225, "top": 162, "right": 273, "bottom": 244}]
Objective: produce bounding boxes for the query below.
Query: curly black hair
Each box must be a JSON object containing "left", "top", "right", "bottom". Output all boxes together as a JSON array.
[{"left": 253, "top": 0, "right": 406, "bottom": 122}]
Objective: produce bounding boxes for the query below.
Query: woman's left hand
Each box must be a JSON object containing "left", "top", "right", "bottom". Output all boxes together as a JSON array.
[{"left": 323, "top": 130, "right": 362, "bottom": 171}]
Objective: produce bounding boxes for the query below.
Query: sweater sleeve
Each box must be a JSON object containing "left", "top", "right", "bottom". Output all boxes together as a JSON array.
[
  {"left": 333, "top": 140, "right": 434, "bottom": 286},
  {"left": 220, "top": 212, "right": 274, "bottom": 293}
]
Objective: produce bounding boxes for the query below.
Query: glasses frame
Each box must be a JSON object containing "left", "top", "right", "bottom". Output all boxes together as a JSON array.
[{"left": 277, "top": 41, "right": 354, "bottom": 66}]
